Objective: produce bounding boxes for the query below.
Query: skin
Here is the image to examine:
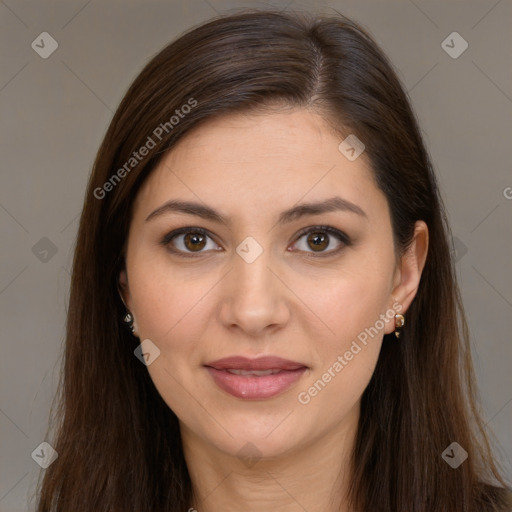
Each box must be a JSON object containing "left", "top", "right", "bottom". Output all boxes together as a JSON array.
[{"left": 119, "top": 108, "right": 428, "bottom": 511}]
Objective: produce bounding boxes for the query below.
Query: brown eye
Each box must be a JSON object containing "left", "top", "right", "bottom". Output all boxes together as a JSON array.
[
  {"left": 162, "top": 228, "right": 220, "bottom": 256},
  {"left": 307, "top": 231, "right": 329, "bottom": 252},
  {"left": 183, "top": 232, "right": 207, "bottom": 252},
  {"left": 162, "top": 225, "right": 350, "bottom": 258},
  {"left": 292, "top": 226, "right": 349, "bottom": 256}
]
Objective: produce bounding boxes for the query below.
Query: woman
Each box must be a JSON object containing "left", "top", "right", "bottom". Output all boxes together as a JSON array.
[{"left": 36, "top": 9, "right": 512, "bottom": 512}]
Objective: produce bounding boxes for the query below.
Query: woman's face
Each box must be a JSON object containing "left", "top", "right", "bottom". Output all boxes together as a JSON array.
[{"left": 120, "top": 108, "right": 424, "bottom": 460}]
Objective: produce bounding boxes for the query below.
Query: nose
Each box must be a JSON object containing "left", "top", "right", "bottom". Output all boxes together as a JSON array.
[{"left": 218, "top": 244, "right": 290, "bottom": 337}]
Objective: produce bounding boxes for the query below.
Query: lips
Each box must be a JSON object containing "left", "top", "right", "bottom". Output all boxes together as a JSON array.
[
  {"left": 204, "top": 356, "right": 308, "bottom": 400},
  {"left": 204, "top": 356, "right": 307, "bottom": 371}
]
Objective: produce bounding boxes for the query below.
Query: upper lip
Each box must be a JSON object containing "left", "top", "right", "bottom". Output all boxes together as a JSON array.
[{"left": 204, "top": 356, "right": 307, "bottom": 371}]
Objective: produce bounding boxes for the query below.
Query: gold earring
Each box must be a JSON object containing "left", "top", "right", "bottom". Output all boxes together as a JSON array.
[{"left": 394, "top": 314, "right": 405, "bottom": 338}]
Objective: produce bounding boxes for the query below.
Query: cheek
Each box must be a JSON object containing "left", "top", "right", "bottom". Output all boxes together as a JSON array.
[
  {"left": 298, "top": 264, "right": 392, "bottom": 354},
  {"left": 293, "top": 261, "right": 392, "bottom": 410},
  {"left": 127, "top": 263, "right": 218, "bottom": 408},
  {"left": 128, "top": 259, "right": 205, "bottom": 342},
  {"left": 295, "top": 276, "right": 388, "bottom": 419},
  {"left": 128, "top": 270, "right": 210, "bottom": 418}
]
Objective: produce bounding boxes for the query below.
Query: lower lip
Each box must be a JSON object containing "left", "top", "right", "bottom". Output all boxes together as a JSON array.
[{"left": 205, "top": 367, "right": 307, "bottom": 400}]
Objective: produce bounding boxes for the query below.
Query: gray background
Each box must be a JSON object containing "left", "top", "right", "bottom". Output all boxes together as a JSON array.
[{"left": 0, "top": 0, "right": 511, "bottom": 510}]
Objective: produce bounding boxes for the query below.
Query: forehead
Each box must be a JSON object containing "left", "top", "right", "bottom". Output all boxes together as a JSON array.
[{"left": 134, "top": 108, "right": 385, "bottom": 223}]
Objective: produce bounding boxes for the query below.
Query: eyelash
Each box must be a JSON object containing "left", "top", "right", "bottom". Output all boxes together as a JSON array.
[{"left": 160, "top": 225, "right": 351, "bottom": 259}]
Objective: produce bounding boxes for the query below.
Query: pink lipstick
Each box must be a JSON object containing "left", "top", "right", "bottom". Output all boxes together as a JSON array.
[{"left": 204, "top": 356, "right": 308, "bottom": 400}]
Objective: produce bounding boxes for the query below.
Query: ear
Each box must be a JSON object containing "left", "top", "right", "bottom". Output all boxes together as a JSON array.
[
  {"left": 384, "top": 220, "right": 429, "bottom": 335},
  {"left": 118, "top": 268, "right": 132, "bottom": 311}
]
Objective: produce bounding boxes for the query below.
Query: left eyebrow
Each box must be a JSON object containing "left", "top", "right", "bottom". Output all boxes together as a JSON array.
[{"left": 145, "top": 196, "right": 368, "bottom": 224}]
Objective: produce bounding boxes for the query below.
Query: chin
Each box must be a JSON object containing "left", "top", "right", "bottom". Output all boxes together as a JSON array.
[{"left": 192, "top": 414, "right": 308, "bottom": 460}]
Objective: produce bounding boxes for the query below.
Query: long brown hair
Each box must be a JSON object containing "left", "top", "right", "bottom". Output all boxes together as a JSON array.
[{"left": 36, "top": 9, "right": 511, "bottom": 511}]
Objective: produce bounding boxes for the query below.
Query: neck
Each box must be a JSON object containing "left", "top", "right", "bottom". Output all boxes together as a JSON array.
[{"left": 181, "top": 405, "right": 359, "bottom": 512}]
